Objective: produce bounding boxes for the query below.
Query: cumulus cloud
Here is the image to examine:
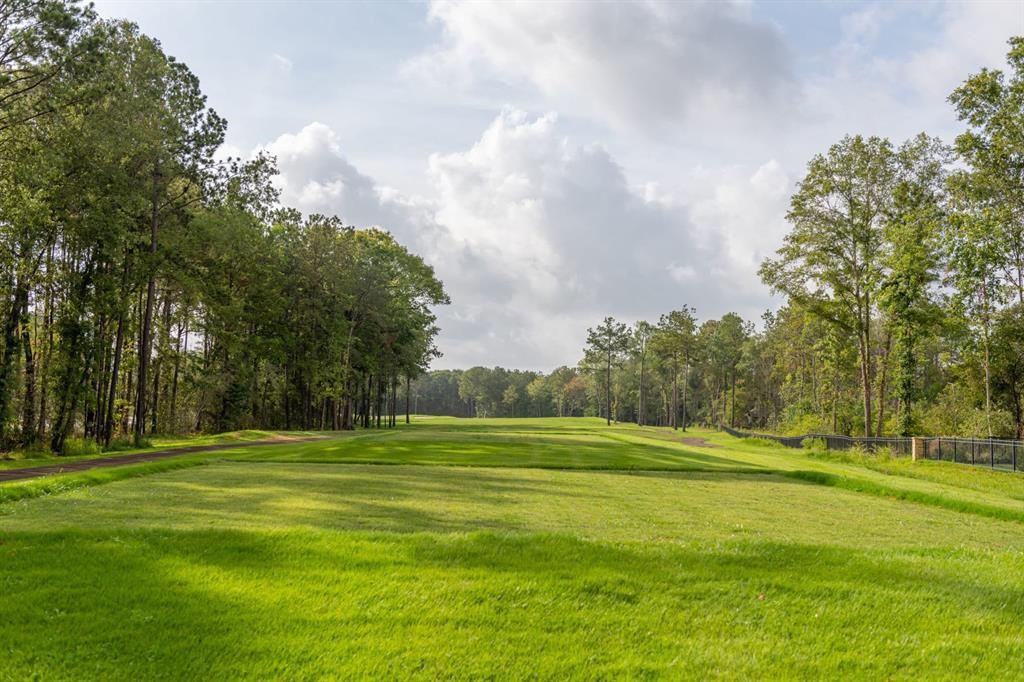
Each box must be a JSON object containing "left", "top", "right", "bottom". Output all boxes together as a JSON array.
[
  {"left": 260, "top": 113, "right": 779, "bottom": 369},
  {"left": 258, "top": 123, "right": 446, "bottom": 256},
  {"left": 407, "top": 0, "right": 799, "bottom": 135}
]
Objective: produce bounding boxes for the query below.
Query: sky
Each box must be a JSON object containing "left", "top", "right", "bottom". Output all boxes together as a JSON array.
[{"left": 93, "top": 0, "right": 1024, "bottom": 371}]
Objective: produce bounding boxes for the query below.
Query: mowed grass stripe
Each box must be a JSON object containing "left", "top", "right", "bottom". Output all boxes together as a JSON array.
[
  {"left": 5, "top": 418, "right": 1024, "bottom": 525},
  {"left": 2, "top": 529, "right": 1023, "bottom": 679},
  {"left": 4, "top": 417, "right": 1024, "bottom": 678},
  {"left": 4, "top": 462, "right": 1024, "bottom": 550}
]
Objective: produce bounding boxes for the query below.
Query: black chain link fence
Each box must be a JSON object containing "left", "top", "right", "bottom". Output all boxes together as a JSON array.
[
  {"left": 720, "top": 425, "right": 913, "bottom": 455},
  {"left": 924, "top": 437, "right": 1021, "bottom": 471},
  {"left": 720, "top": 426, "right": 1023, "bottom": 471}
]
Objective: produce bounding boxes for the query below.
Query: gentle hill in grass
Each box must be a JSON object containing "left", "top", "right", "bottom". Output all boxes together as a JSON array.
[{"left": 2, "top": 417, "right": 1023, "bottom": 678}]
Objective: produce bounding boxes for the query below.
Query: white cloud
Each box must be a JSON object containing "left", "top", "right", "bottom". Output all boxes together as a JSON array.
[
  {"left": 408, "top": 0, "right": 799, "bottom": 135},
  {"left": 260, "top": 113, "right": 777, "bottom": 369},
  {"left": 903, "top": 1, "right": 1021, "bottom": 100},
  {"left": 271, "top": 52, "right": 293, "bottom": 74},
  {"left": 247, "top": 1, "right": 1024, "bottom": 371},
  {"left": 799, "top": 1, "right": 1022, "bottom": 149}
]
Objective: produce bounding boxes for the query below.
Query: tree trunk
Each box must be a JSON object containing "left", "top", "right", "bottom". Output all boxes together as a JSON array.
[
  {"left": 831, "top": 370, "right": 839, "bottom": 434},
  {"left": 37, "top": 265, "right": 52, "bottom": 443},
  {"left": 0, "top": 278, "right": 28, "bottom": 446},
  {"left": 91, "top": 316, "right": 109, "bottom": 442},
  {"left": 876, "top": 331, "right": 892, "bottom": 436},
  {"left": 671, "top": 355, "right": 679, "bottom": 430},
  {"left": 637, "top": 351, "right": 645, "bottom": 426},
  {"left": 730, "top": 368, "right": 737, "bottom": 427},
  {"left": 605, "top": 355, "right": 611, "bottom": 426},
  {"left": 19, "top": 295, "right": 36, "bottom": 445},
  {"left": 150, "top": 296, "right": 171, "bottom": 434},
  {"left": 858, "top": 329, "right": 873, "bottom": 438},
  {"left": 170, "top": 322, "right": 185, "bottom": 434},
  {"left": 135, "top": 175, "right": 160, "bottom": 446},
  {"left": 104, "top": 306, "right": 126, "bottom": 446},
  {"left": 981, "top": 279, "right": 994, "bottom": 438},
  {"left": 681, "top": 357, "right": 689, "bottom": 431}
]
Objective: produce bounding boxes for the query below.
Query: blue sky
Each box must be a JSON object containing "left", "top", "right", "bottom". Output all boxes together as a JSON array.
[{"left": 94, "top": 0, "right": 1024, "bottom": 370}]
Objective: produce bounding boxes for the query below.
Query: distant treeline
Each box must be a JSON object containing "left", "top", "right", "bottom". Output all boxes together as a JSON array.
[
  {"left": 417, "top": 38, "right": 1024, "bottom": 440},
  {"left": 0, "top": 2, "right": 447, "bottom": 453}
]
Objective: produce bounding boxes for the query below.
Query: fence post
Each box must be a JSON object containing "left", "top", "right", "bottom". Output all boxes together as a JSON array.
[
  {"left": 1014, "top": 441, "right": 1017, "bottom": 472},
  {"left": 911, "top": 437, "right": 926, "bottom": 462},
  {"left": 990, "top": 440, "right": 995, "bottom": 468},
  {"left": 952, "top": 438, "right": 956, "bottom": 463},
  {"left": 971, "top": 439, "right": 976, "bottom": 465}
]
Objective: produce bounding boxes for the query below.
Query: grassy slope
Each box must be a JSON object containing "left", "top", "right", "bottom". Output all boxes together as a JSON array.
[
  {"left": 0, "top": 429, "right": 319, "bottom": 472},
  {"left": 2, "top": 417, "right": 1024, "bottom": 679},
  {"left": 233, "top": 418, "right": 1024, "bottom": 521}
]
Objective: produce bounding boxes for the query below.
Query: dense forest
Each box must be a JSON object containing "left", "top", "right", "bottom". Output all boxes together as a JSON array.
[
  {"left": 0, "top": 1, "right": 447, "bottom": 453},
  {"left": 413, "top": 38, "right": 1024, "bottom": 440}
]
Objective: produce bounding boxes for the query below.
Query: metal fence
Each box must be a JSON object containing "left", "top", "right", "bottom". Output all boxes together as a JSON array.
[
  {"left": 721, "top": 425, "right": 1021, "bottom": 471},
  {"left": 720, "top": 425, "right": 913, "bottom": 455},
  {"left": 924, "top": 437, "right": 1020, "bottom": 471}
]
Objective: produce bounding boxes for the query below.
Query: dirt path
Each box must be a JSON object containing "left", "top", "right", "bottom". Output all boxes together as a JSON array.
[
  {"left": 679, "top": 436, "right": 718, "bottom": 448},
  {"left": 0, "top": 435, "right": 328, "bottom": 483}
]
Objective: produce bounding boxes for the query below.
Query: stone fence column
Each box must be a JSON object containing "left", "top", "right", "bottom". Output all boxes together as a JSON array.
[{"left": 911, "top": 437, "right": 927, "bottom": 461}]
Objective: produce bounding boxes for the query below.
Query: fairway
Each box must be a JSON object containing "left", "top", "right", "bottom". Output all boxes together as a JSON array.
[{"left": 2, "top": 418, "right": 1024, "bottom": 679}]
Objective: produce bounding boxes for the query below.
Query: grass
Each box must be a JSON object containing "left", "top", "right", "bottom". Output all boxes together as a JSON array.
[
  {"left": 0, "top": 429, "right": 317, "bottom": 471},
  {"left": 2, "top": 417, "right": 1024, "bottom": 678}
]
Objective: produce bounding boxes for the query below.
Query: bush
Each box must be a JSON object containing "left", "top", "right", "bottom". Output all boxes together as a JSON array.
[
  {"left": 61, "top": 438, "right": 103, "bottom": 457},
  {"left": 872, "top": 445, "right": 895, "bottom": 460},
  {"left": 740, "top": 437, "right": 784, "bottom": 449},
  {"left": 801, "top": 437, "right": 827, "bottom": 453},
  {"left": 848, "top": 444, "right": 872, "bottom": 458},
  {"left": 106, "top": 437, "right": 150, "bottom": 452}
]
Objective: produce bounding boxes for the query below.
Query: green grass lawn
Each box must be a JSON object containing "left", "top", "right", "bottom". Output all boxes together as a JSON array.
[
  {"left": 0, "top": 429, "right": 318, "bottom": 471},
  {"left": 2, "top": 417, "right": 1023, "bottom": 678}
]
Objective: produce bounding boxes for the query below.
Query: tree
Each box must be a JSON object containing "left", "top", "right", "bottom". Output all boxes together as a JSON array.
[
  {"left": 991, "top": 304, "right": 1024, "bottom": 438},
  {"left": 949, "top": 37, "right": 1024, "bottom": 306},
  {"left": 946, "top": 204, "right": 1003, "bottom": 438},
  {"left": 0, "top": 0, "right": 100, "bottom": 138},
  {"left": 112, "top": 25, "right": 226, "bottom": 446},
  {"left": 631, "top": 320, "right": 653, "bottom": 426},
  {"left": 651, "top": 308, "right": 696, "bottom": 430},
  {"left": 584, "top": 317, "right": 630, "bottom": 425},
  {"left": 761, "top": 135, "right": 897, "bottom": 437},
  {"left": 880, "top": 135, "right": 948, "bottom": 435},
  {"left": 715, "top": 313, "right": 749, "bottom": 427}
]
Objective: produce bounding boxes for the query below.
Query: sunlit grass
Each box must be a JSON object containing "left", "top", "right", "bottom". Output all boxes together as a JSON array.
[
  {"left": 7, "top": 462, "right": 1024, "bottom": 549},
  {"left": 3, "top": 417, "right": 1024, "bottom": 678}
]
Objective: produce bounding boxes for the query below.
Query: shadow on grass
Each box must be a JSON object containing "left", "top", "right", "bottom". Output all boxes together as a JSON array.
[
  {"left": 233, "top": 433, "right": 760, "bottom": 472},
  {"left": 1, "top": 529, "right": 1022, "bottom": 679}
]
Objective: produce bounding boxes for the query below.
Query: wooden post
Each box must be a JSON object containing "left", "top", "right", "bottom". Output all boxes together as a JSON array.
[{"left": 912, "top": 437, "right": 927, "bottom": 462}]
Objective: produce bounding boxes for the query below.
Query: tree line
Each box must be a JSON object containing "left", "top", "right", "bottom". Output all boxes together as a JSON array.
[
  {"left": 415, "top": 38, "right": 1024, "bottom": 439},
  {"left": 0, "top": 1, "right": 447, "bottom": 453}
]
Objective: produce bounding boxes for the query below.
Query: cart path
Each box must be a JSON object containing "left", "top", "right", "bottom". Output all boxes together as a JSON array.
[{"left": 0, "top": 435, "right": 329, "bottom": 483}]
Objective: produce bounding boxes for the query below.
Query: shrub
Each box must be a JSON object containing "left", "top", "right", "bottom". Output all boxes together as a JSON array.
[
  {"left": 61, "top": 438, "right": 103, "bottom": 457},
  {"left": 106, "top": 437, "right": 150, "bottom": 452},
  {"left": 801, "top": 437, "right": 827, "bottom": 453},
  {"left": 740, "top": 437, "right": 785, "bottom": 449},
  {"left": 872, "top": 445, "right": 895, "bottom": 460}
]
